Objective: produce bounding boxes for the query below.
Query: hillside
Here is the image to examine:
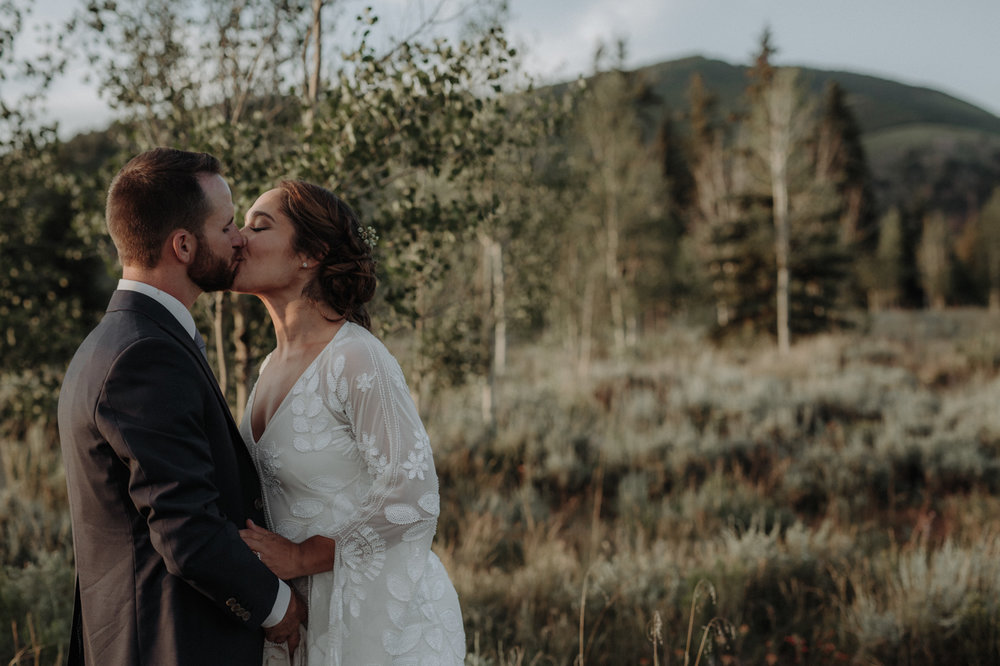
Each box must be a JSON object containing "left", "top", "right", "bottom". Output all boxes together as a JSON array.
[
  {"left": 630, "top": 55, "right": 1000, "bottom": 214},
  {"left": 634, "top": 55, "right": 1000, "bottom": 136}
]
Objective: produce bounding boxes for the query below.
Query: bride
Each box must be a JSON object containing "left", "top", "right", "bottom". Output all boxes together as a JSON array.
[{"left": 231, "top": 180, "right": 465, "bottom": 665}]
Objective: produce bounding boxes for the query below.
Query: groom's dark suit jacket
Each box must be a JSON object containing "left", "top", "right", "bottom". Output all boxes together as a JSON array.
[{"left": 58, "top": 290, "right": 279, "bottom": 665}]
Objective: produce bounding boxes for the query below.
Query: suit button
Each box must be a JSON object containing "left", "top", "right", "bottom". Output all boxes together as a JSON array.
[
  {"left": 254, "top": 498, "right": 264, "bottom": 510},
  {"left": 226, "top": 598, "right": 236, "bottom": 608}
]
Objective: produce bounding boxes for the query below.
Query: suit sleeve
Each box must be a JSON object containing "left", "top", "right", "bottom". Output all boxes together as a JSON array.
[{"left": 96, "top": 336, "right": 280, "bottom": 627}]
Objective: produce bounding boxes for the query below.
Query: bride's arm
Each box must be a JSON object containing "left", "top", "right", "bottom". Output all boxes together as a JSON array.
[
  {"left": 240, "top": 519, "right": 335, "bottom": 579},
  {"left": 320, "top": 332, "right": 442, "bottom": 548}
]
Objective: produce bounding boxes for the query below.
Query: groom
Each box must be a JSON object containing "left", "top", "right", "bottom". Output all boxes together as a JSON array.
[{"left": 58, "top": 148, "right": 306, "bottom": 664}]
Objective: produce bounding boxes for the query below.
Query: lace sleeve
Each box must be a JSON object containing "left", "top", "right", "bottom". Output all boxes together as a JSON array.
[{"left": 319, "top": 329, "right": 441, "bottom": 550}]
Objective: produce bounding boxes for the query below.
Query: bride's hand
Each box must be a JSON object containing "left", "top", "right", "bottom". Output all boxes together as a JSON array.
[
  {"left": 240, "top": 520, "right": 304, "bottom": 580},
  {"left": 241, "top": 520, "right": 336, "bottom": 579}
]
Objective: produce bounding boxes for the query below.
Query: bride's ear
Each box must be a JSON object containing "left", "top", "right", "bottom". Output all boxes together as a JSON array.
[
  {"left": 298, "top": 253, "right": 321, "bottom": 270},
  {"left": 298, "top": 242, "right": 328, "bottom": 270}
]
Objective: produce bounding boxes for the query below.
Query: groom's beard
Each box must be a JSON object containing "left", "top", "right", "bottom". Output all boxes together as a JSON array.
[{"left": 188, "top": 238, "right": 240, "bottom": 292}]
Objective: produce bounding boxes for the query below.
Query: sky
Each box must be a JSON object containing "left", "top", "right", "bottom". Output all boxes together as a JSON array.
[
  {"left": 21, "top": 0, "right": 1000, "bottom": 137},
  {"left": 502, "top": 0, "right": 1000, "bottom": 112}
]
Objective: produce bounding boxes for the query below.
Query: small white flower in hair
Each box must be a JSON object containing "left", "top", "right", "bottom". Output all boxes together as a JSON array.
[{"left": 359, "top": 225, "right": 378, "bottom": 249}]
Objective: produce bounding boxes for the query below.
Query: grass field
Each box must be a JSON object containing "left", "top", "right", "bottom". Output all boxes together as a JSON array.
[{"left": 5, "top": 309, "right": 1000, "bottom": 664}]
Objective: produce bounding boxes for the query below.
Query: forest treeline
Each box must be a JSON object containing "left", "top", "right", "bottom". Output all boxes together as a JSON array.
[{"left": 2, "top": 2, "right": 1000, "bottom": 418}]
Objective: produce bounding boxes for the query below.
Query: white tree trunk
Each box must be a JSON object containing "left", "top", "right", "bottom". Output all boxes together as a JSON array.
[
  {"left": 605, "top": 196, "right": 626, "bottom": 356},
  {"left": 578, "top": 274, "right": 596, "bottom": 378},
  {"left": 231, "top": 293, "right": 249, "bottom": 423},
  {"left": 479, "top": 233, "right": 506, "bottom": 427},
  {"left": 765, "top": 76, "right": 797, "bottom": 355},
  {"left": 489, "top": 236, "right": 506, "bottom": 376},
  {"left": 772, "top": 157, "right": 791, "bottom": 355},
  {"left": 302, "top": 0, "right": 324, "bottom": 127}
]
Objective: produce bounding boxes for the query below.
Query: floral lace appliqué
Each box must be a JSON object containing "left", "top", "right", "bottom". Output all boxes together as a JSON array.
[
  {"left": 417, "top": 492, "right": 440, "bottom": 517},
  {"left": 414, "top": 427, "right": 429, "bottom": 452},
  {"left": 253, "top": 439, "right": 283, "bottom": 495},
  {"left": 402, "top": 449, "right": 428, "bottom": 480},
  {"left": 390, "top": 363, "right": 407, "bottom": 392},
  {"left": 359, "top": 431, "right": 388, "bottom": 478},
  {"left": 401, "top": 427, "right": 431, "bottom": 480},
  {"left": 342, "top": 525, "right": 388, "bottom": 617},
  {"left": 355, "top": 371, "right": 375, "bottom": 393}
]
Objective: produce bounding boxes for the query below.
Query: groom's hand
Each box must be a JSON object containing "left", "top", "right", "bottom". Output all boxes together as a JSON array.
[{"left": 265, "top": 588, "right": 308, "bottom": 657}]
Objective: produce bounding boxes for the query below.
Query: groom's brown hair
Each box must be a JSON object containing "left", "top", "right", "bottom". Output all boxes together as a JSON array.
[{"left": 106, "top": 147, "right": 222, "bottom": 268}]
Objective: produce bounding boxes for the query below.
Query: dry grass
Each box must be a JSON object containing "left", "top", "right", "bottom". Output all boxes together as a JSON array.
[
  {"left": 8, "top": 309, "right": 1000, "bottom": 663},
  {"left": 428, "top": 310, "right": 1000, "bottom": 664}
]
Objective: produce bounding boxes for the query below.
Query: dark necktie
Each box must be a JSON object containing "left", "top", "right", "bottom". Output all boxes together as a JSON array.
[{"left": 194, "top": 332, "right": 208, "bottom": 359}]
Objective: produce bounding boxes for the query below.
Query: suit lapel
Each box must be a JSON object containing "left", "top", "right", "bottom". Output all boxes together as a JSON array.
[{"left": 106, "top": 290, "right": 245, "bottom": 443}]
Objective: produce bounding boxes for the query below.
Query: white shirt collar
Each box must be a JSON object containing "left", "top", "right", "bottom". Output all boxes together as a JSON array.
[{"left": 117, "top": 278, "right": 198, "bottom": 339}]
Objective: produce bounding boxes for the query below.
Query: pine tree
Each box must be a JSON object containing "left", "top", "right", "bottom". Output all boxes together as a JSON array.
[
  {"left": 815, "top": 82, "right": 874, "bottom": 247},
  {"left": 685, "top": 73, "right": 751, "bottom": 329},
  {"left": 696, "top": 32, "right": 855, "bottom": 346},
  {"left": 976, "top": 187, "right": 1000, "bottom": 310},
  {"left": 815, "top": 81, "right": 876, "bottom": 308}
]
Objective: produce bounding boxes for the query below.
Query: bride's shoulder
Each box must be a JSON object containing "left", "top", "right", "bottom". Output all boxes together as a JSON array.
[
  {"left": 326, "top": 322, "right": 396, "bottom": 368},
  {"left": 320, "top": 323, "right": 410, "bottom": 397}
]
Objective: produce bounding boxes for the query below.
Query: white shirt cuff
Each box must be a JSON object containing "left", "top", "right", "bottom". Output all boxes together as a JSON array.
[{"left": 261, "top": 580, "right": 291, "bottom": 628}]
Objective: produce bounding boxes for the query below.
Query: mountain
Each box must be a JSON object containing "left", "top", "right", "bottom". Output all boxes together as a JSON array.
[
  {"left": 633, "top": 55, "right": 1000, "bottom": 136},
  {"left": 629, "top": 56, "right": 1000, "bottom": 215}
]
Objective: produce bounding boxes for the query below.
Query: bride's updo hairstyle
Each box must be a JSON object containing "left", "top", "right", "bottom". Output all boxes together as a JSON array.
[{"left": 277, "top": 179, "right": 376, "bottom": 330}]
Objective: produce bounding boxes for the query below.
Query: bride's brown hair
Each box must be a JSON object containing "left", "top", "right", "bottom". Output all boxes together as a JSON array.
[{"left": 277, "top": 180, "right": 376, "bottom": 330}]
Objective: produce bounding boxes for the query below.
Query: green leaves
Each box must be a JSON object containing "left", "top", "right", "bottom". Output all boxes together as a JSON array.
[{"left": 56, "top": 0, "right": 542, "bottom": 393}]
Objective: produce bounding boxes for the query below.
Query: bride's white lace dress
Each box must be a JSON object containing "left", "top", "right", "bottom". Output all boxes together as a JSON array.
[{"left": 240, "top": 322, "right": 466, "bottom": 665}]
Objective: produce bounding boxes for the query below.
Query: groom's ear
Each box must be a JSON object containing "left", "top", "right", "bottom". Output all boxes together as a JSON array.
[{"left": 168, "top": 229, "right": 196, "bottom": 265}]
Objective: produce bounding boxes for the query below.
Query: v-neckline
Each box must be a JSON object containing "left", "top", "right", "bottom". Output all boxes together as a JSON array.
[{"left": 248, "top": 322, "right": 349, "bottom": 445}]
